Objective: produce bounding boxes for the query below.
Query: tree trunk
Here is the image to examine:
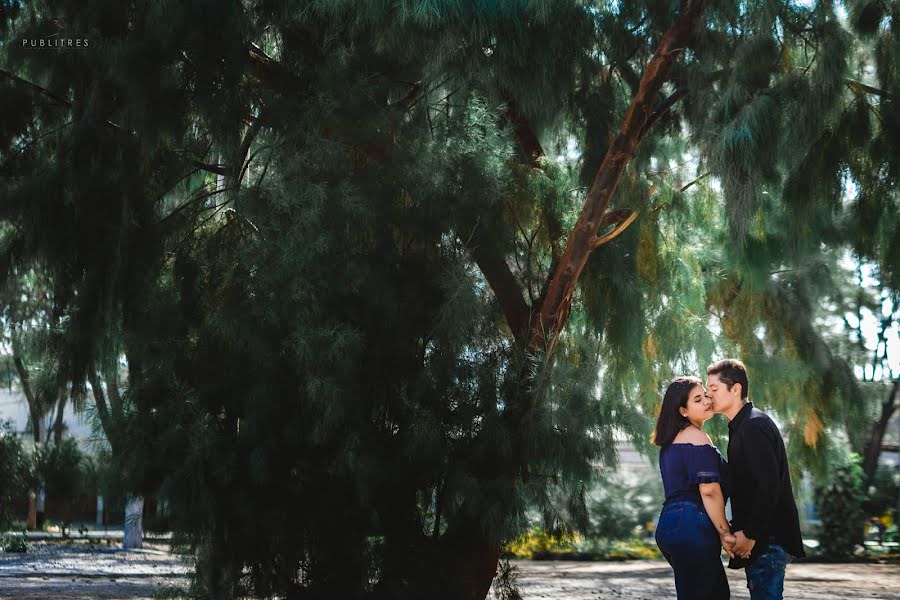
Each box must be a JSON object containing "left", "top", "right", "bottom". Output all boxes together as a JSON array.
[
  {"left": 13, "top": 341, "right": 48, "bottom": 530},
  {"left": 462, "top": 3, "right": 709, "bottom": 597},
  {"left": 36, "top": 488, "right": 46, "bottom": 530},
  {"left": 124, "top": 496, "right": 144, "bottom": 549},
  {"left": 528, "top": 1, "right": 706, "bottom": 363},
  {"left": 26, "top": 490, "right": 37, "bottom": 530},
  {"left": 96, "top": 495, "right": 105, "bottom": 528},
  {"left": 862, "top": 379, "right": 899, "bottom": 488},
  {"left": 52, "top": 390, "right": 68, "bottom": 444}
]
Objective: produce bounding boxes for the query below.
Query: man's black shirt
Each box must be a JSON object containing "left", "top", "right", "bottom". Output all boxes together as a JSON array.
[{"left": 727, "top": 401, "right": 805, "bottom": 567}]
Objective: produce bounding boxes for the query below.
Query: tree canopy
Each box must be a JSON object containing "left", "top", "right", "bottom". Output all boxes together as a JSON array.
[{"left": 1, "top": 1, "right": 898, "bottom": 598}]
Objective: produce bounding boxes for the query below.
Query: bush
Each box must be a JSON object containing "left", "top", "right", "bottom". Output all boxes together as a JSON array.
[
  {"left": 33, "top": 438, "right": 85, "bottom": 534},
  {"left": 2, "top": 536, "right": 29, "bottom": 553},
  {"left": 0, "top": 422, "right": 33, "bottom": 530},
  {"left": 572, "top": 538, "right": 661, "bottom": 560},
  {"left": 864, "top": 466, "right": 899, "bottom": 525},
  {"left": 502, "top": 529, "right": 661, "bottom": 561},
  {"left": 503, "top": 527, "right": 577, "bottom": 559},
  {"left": 815, "top": 454, "right": 866, "bottom": 559},
  {"left": 80, "top": 451, "right": 128, "bottom": 526},
  {"left": 586, "top": 470, "right": 664, "bottom": 540},
  {"left": 35, "top": 438, "right": 85, "bottom": 501}
]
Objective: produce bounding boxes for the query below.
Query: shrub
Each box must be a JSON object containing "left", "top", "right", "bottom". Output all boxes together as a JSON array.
[
  {"left": 815, "top": 454, "right": 866, "bottom": 559},
  {"left": 502, "top": 529, "right": 662, "bottom": 561},
  {"left": 503, "top": 527, "right": 577, "bottom": 559},
  {"left": 864, "top": 466, "right": 899, "bottom": 528},
  {"left": 0, "top": 422, "right": 33, "bottom": 530},
  {"left": 33, "top": 438, "right": 85, "bottom": 535},
  {"left": 586, "top": 470, "right": 664, "bottom": 540},
  {"left": 2, "top": 536, "right": 30, "bottom": 553}
]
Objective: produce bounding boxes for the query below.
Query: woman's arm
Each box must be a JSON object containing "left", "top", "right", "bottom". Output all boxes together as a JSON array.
[{"left": 699, "top": 482, "right": 735, "bottom": 556}]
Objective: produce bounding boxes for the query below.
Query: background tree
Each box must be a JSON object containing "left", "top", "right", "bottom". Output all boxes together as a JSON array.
[
  {"left": 0, "top": 421, "right": 32, "bottom": 530},
  {"left": 1, "top": 1, "right": 896, "bottom": 599},
  {"left": 0, "top": 265, "right": 75, "bottom": 527}
]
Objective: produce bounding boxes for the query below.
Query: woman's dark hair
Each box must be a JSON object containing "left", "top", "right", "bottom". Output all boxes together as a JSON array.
[{"left": 653, "top": 376, "right": 703, "bottom": 447}]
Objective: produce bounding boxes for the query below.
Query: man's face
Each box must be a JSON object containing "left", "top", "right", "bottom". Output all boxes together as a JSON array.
[{"left": 706, "top": 373, "right": 738, "bottom": 414}]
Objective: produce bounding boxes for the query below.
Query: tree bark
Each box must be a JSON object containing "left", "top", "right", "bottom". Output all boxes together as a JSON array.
[
  {"left": 463, "top": 3, "right": 709, "bottom": 597},
  {"left": 89, "top": 370, "right": 119, "bottom": 453},
  {"left": 11, "top": 346, "right": 40, "bottom": 444},
  {"left": 529, "top": 0, "right": 707, "bottom": 367},
  {"left": 862, "top": 379, "right": 899, "bottom": 488},
  {"left": 14, "top": 344, "right": 43, "bottom": 530},
  {"left": 124, "top": 496, "right": 144, "bottom": 550},
  {"left": 51, "top": 389, "right": 68, "bottom": 444}
]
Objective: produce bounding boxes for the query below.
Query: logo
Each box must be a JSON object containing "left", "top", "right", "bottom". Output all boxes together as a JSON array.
[{"left": 20, "top": 19, "right": 89, "bottom": 50}]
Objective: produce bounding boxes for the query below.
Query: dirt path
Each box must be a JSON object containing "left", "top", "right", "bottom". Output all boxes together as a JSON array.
[
  {"left": 501, "top": 559, "right": 900, "bottom": 599},
  {"left": 2, "top": 544, "right": 898, "bottom": 599},
  {"left": 0, "top": 542, "right": 188, "bottom": 599}
]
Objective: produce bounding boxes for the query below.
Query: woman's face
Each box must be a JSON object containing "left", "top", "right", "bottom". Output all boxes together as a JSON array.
[{"left": 680, "top": 384, "right": 713, "bottom": 426}]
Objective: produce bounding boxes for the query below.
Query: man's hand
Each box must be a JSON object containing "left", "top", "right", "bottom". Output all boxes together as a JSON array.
[
  {"left": 731, "top": 530, "right": 756, "bottom": 559},
  {"left": 720, "top": 533, "right": 736, "bottom": 558}
]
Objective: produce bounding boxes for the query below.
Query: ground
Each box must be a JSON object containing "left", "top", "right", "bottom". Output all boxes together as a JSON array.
[
  {"left": 1, "top": 543, "right": 898, "bottom": 599},
  {"left": 500, "top": 559, "right": 900, "bottom": 599}
]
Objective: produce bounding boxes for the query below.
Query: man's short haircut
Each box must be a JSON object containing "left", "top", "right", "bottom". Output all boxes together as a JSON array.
[{"left": 707, "top": 358, "right": 749, "bottom": 400}]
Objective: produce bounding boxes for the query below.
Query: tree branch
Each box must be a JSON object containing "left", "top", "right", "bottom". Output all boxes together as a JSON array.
[
  {"left": 593, "top": 209, "right": 639, "bottom": 248},
  {"left": 638, "top": 86, "right": 688, "bottom": 141},
  {"left": 862, "top": 379, "right": 899, "bottom": 487},
  {"left": 469, "top": 234, "right": 531, "bottom": 344},
  {"left": 680, "top": 171, "right": 710, "bottom": 192},
  {"left": 528, "top": 0, "right": 708, "bottom": 364},
  {"left": 504, "top": 100, "right": 544, "bottom": 167},
  {"left": 0, "top": 67, "right": 71, "bottom": 108},
  {"left": 89, "top": 370, "right": 119, "bottom": 454},
  {"left": 846, "top": 79, "right": 893, "bottom": 98},
  {"left": 104, "top": 365, "right": 123, "bottom": 420},
  {"left": 11, "top": 341, "right": 35, "bottom": 409}
]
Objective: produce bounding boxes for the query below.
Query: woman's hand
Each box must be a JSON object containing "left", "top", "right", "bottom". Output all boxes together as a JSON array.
[{"left": 720, "top": 533, "right": 736, "bottom": 558}]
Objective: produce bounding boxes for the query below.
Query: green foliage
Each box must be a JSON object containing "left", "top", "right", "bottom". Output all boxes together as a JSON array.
[
  {"left": 502, "top": 528, "right": 661, "bottom": 561},
  {"left": 863, "top": 465, "right": 900, "bottom": 522},
  {"left": 33, "top": 438, "right": 85, "bottom": 508},
  {"left": 1, "top": 536, "right": 29, "bottom": 553},
  {"left": 0, "top": 422, "right": 33, "bottom": 530},
  {"left": 815, "top": 453, "right": 867, "bottom": 559},
  {"left": 1, "top": 0, "right": 897, "bottom": 597},
  {"left": 502, "top": 526, "right": 578, "bottom": 559},
  {"left": 586, "top": 471, "right": 663, "bottom": 540},
  {"left": 80, "top": 451, "right": 128, "bottom": 524},
  {"left": 491, "top": 558, "right": 523, "bottom": 600}
]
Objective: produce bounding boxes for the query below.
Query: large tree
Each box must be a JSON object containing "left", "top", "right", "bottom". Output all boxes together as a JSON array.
[{"left": 1, "top": 1, "right": 895, "bottom": 598}]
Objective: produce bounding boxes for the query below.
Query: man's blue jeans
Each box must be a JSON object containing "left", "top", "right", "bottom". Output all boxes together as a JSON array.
[{"left": 745, "top": 543, "right": 790, "bottom": 600}]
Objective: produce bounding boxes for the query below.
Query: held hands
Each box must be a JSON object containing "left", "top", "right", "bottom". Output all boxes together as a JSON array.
[
  {"left": 720, "top": 533, "right": 736, "bottom": 558},
  {"left": 730, "top": 530, "right": 756, "bottom": 559}
]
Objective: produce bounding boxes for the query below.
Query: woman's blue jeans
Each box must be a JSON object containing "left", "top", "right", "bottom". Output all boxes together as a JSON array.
[{"left": 655, "top": 500, "right": 730, "bottom": 600}]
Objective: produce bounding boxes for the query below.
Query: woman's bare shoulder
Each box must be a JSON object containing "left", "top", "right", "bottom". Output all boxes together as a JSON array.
[{"left": 672, "top": 427, "right": 713, "bottom": 446}]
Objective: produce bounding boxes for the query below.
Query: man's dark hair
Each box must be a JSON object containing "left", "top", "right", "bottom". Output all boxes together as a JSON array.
[
  {"left": 706, "top": 358, "right": 749, "bottom": 400},
  {"left": 653, "top": 376, "right": 703, "bottom": 447}
]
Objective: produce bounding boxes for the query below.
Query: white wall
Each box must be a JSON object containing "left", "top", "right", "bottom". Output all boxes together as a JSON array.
[{"left": 0, "top": 388, "right": 96, "bottom": 445}]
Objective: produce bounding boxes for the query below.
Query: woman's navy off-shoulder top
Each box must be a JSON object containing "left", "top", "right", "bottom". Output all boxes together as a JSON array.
[{"left": 659, "top": 443, "right": 728, "bottom": 505}]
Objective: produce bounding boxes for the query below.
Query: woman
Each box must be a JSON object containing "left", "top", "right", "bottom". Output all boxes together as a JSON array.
[{"left": 654, "top": 376, "right": 733, "bottom": 600}]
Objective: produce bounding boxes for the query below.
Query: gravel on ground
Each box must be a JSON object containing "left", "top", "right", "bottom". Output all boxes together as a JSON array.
[{"left": 2, "top": 543, "right": 899, "bottom": 599}]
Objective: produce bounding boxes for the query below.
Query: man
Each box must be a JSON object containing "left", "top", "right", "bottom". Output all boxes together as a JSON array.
[{"left": 706, "top": 358, "right": 805, "bottom": 600}]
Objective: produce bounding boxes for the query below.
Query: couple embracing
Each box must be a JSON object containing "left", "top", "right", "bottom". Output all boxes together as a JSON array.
[{"left": 653, "top": 359, "right": 805, "bottom": 600}]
